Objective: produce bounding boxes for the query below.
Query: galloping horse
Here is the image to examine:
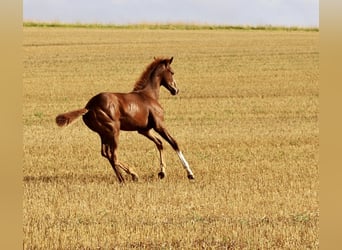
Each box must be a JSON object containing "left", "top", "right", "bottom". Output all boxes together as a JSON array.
[{"left": 56, "top": 57, "right": 194, "bottom": 183}]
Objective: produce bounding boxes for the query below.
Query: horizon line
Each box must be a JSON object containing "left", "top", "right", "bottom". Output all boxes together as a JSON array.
[{"left": 23, "top": 21, "right": 319, "bottom": 31}]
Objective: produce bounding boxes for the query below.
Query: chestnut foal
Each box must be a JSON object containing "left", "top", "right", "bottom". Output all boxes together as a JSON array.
[{"left": 56, "top": 57, "right": 194, "bottom": 183}]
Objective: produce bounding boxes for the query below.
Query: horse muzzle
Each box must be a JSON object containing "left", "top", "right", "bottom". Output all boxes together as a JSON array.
[
  {"left": 168, "top": 81, "right": 179, "bottom": 95},
  {"left": 170, "top": 86, "right": 179, "bottom": 95}
]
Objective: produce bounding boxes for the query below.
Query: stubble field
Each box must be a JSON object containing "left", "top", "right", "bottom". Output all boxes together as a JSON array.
[{"left": 23, "top": 26, "right": 319, "bottom": 249}]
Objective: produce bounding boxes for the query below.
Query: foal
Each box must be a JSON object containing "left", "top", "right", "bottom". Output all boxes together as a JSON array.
[{"left": 56, "top": 57, "right": 194, "bottom": 182}]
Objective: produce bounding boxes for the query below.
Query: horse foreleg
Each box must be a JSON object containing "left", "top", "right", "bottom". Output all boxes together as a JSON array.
[
  {"left": 176, "top": 151, "right": 194, "bottom": 180},
  {"left": 138, "top": 130, "right": 166, "bottom": 179},
  {"left": 154, "top": 126, "right": 195, "bottom": 180}
]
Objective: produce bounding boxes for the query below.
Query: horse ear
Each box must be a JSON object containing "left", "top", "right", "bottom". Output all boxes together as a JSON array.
[
  {"left": 153, "top": 56, "right": 157, "bottom": 60},
  {"left": 169, "top": 57, "right": 173, "bottom": 64}
]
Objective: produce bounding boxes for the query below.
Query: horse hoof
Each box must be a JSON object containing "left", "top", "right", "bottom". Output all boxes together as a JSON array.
[
  {"left": 158, "top": 172, "right": 165, "bottom": 179},
  {"left": 132, "top": 174, "right": 139, "bottom": 182},
  {"left": 188, "top": 174, "right": 195, "bottom": 180}
]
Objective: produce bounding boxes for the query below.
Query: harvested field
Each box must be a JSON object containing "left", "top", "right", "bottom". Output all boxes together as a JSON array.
[{"left": 23, "top": 26, "right": 319, "bottom": 249}]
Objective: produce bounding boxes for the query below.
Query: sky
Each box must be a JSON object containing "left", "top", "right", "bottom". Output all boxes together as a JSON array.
[{"left": 23, "top": 0, "right": 319, "bottom": 27}]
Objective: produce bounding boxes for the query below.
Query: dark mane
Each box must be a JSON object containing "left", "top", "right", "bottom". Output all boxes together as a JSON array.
[{"left": 133, "top": 58, "right": 165, "bottom": 91}]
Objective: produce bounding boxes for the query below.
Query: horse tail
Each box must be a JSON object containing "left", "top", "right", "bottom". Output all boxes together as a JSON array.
[{"left": 55, "top": 108, "right": 88, "bottom": 127}]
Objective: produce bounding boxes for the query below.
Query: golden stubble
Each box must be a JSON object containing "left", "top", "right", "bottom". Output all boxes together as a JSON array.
[{"left": 23, "top": 27, "right": 319, "bottom": 249}]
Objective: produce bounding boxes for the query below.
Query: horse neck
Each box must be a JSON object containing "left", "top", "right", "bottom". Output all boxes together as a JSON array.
[{"left": 136, "top": 76, "right": 161, "bottom": 100}]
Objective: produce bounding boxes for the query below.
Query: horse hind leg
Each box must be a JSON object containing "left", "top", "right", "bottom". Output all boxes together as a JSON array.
[
  {"left": 101, "top": 136, "right": 138, "bottom": 182},
  {"left": 107, "top": 144, "right": 125, "bottom": 183},
  {"left": 116, "top": 162, "right": 139, "bottom": 182},
  {"left": 100, "top": 136, "right": 125, "bottom": 183}
]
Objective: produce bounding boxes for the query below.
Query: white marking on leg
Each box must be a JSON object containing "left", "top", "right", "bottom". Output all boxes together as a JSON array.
[
  {"left": 159, "top": 151, "right": 165, "bottom": 173},
  {"left": 177, "top": 151, "right": 194, "bottom": 177},
  {"left": 160, "top": 163, "right": 166, "bottom": 177}
]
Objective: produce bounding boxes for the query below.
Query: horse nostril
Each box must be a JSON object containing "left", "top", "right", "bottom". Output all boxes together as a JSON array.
[{"left": 170, "top": 87, "right": 179, "bottom": 96}]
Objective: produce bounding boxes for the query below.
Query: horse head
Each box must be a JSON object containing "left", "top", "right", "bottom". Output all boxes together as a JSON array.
[{"left": 157, "top": 57, "right": 179, "bottom": 96}]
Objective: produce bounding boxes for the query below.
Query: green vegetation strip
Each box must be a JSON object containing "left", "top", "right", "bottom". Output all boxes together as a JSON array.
[{"left": 23, "top": 21, "right": 318, "bottom": 31}]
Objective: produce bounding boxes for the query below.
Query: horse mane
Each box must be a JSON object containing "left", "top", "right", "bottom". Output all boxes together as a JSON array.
[{"left": 133, "top": 58, "right": 166, "bottom": 91}]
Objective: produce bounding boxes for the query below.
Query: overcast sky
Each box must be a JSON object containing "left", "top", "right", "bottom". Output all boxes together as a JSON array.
[{"left": 23, "top": 0, "right": 319, "bottom": 27}]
